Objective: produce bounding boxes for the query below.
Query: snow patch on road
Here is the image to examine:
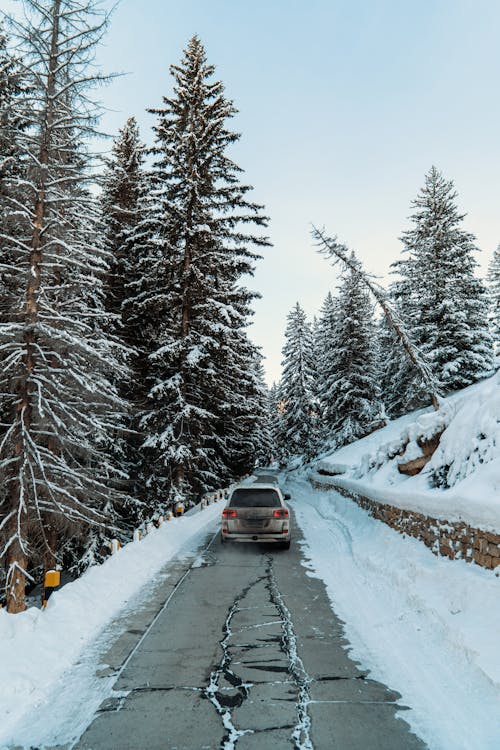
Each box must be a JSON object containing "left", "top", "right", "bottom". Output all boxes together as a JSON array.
[
  {"left": 0, "top": 502, "right": 222, "bottom": 749},
  {"left": 290, "top": 477, "right": 500, "bottom": 750}
]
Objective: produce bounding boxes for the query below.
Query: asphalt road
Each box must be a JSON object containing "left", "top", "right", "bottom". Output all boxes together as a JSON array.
[{"left": 74, "top": 513, "right": 426, "bottom": 750}]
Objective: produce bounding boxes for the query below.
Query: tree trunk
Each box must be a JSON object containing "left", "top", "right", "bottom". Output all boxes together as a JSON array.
[
  {"left": 5, "top": 0, "right": 61, "bottom": 614},
  {"left": 6, "top": 540, "right": 27, "bottom": 614},
  {"left": 312, "top": 226, "right": 440, "bottom": 411}
]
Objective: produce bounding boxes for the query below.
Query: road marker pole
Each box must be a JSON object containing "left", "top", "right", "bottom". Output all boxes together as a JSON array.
[
  {"left": 110, "top": 539, "right": 121, "bottom": 555},
  {"left": 42, "top": 570, "right": 61, "bottom": 609},
  {"left": 133, "top": 529, "right": 141, "bottom": 542}
]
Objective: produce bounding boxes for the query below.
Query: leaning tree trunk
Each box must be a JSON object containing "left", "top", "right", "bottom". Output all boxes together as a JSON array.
[
  {"left": 5, "top": 0, "right": 61, "bottom": 613},
  {"left": 312, "top": 225, "right": 440, "bottom": 412}
]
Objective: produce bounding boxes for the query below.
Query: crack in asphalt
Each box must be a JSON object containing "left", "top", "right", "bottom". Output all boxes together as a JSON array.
[
  {"left": 201, "top": 554, "right": 314, "bottom": 750},
  {"left": 265, "top": 555, "right": 314, "bottom": 750}
]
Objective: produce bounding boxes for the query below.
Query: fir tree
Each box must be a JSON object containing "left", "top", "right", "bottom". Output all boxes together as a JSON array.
[
  {"left": 101, "top": 117, "right": 147, "bottom": 510},
  {"left": 487, "top": 244, "right": 500, "bottom": 357},
  {"left": 253, "top": 362, "right": 273, "bottom": 467},
  {"left": 278, "top": 303, "right": 316, "bottom": 463},
  {"left": 101, "top": 117, "right": 145, "bottom": 337},
  {"left": 325, "top": 257, "right": 384, "bottom": 448},
  {"left": 315, "top": 292, "right": 338, "bottom": 445},
  {"left": 377, "top": 276, "right": 428, "bottom": 417},
  {"left": 268, "top": 382, "right": 283, "bottom": 465},
  {"left": 128, "top": 36, "right": 269, "bottom": 505},
  {"left": 399, "top": 167, "right": 493, "bottom": 397}
]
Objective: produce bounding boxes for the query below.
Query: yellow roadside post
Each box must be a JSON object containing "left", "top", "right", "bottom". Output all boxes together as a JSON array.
[
  {"left": 157, "top": 516, "right": 164, "bottom": 526},
  {"left": 133, "top": 529, "right": 141, "bottom": 542},
  {"left": 42, "top": 569, "right": 61, "bottom": 609}
]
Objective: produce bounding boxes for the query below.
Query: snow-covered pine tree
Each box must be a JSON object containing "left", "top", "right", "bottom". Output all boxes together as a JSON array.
[
  {"left": 325, "top": 256, "right": 384, "bottom": 448},
  {"left": 487, "top": 244, "right": 500, "bottom": 358},
  {"left": 101, "top": 117, "right": 147, "bottom": 510},
  {"left": 278, "top": 303, "right": 316, "bottom": 464},
  {"left": 252, "top": 360, "right": 273, "bottom": 468},
  {"left": 128, "top": 36, "right": 269, "bottom": 505},
  {"left": 399, "top": 166, "right": 493, "bottom": 396},
  {"left": 377, "top": 275, "right": 428, "bottom": 417},
  {"left": 314, "top": 291, "right": 338, "bottom": 446},
  {"left": 101, "top": 117, "right": 145, "bottom": 339},
  {"left": 0, "top": 0, "right": 131, "bottom": 612},
  {"left": 268, "top": 382, "right": 283, "bottom": 465},
  {"left": 313, "top": 227, "right": 440, "bottom": 415}
]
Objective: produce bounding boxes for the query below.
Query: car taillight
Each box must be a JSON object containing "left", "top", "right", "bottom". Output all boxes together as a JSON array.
[
  {"left": 222, "top": 508, "right": 237, "bottom": 518},
  {"left": 273, "top": 508, "right": 289, "bottom": 518}
]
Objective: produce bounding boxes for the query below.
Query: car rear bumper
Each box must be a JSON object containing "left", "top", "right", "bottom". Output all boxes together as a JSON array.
[{"left": 223, "top": 532, "right": 291, "bottom": 543}]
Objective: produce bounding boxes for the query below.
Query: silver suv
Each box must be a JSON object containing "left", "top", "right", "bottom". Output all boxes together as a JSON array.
[{"left": 221, "top": 482, "right": 291, "bottom": 549}]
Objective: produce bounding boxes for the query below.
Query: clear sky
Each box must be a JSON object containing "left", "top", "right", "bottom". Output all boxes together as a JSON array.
[{"left": 4, "top": 0, "right": 500, "bottom": 383}]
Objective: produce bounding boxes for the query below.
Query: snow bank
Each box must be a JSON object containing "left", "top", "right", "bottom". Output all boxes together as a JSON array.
[
  {"left": 291, "top": 478, "right": 500, "bottom": 750},
  {"left": 0, "top": 502, "right": 221, "bottom": 747},
  {"left": 316, "top": 374, "right": 500, "bottom": 531}
]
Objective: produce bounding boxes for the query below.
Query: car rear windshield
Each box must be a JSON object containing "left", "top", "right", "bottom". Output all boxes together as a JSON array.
[{"left": 229, "top": 488, "right": 281, "bottom": 508}]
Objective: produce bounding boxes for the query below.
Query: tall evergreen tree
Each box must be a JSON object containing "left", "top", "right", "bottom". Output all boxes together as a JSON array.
[
  {"left": 101, "top": 117, "right": 147, "bottom": 510},
  {"left": 101, "top": 117, "right": 145, "bottom": 336},
  {"left": 127, "top": 36, "right": 269, "bottom": 505},
  {"left": 278, "top": 303, "right": 316, "bottom": 463},
  {"left": 325, "top": 258, "right": 384, "bottom": 448},
  {"left": 377, "top": 276, "right": 428, "bottom": 417},
  {"left": 268, "top": 382, "right": 283, "bottom": 465},
  {"left": 397, "top": 167, "right": 493, "bottom": 399},
  {"left": 487, "top": 244, "right": 500, "bottom": 358},
  {"left": 0, "top": 0, "right": 131, "bottom": 612},
  {"left": 315, "top": 291, "right": 338, "bottom": 444},
  {"left": 251, "top": 360, "right": 273, "bottom": 468}
]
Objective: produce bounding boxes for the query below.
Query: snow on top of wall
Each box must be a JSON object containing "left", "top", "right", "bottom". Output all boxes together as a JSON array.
[{"left": 316, "top": 373, "right": 500, "bottom": 532}]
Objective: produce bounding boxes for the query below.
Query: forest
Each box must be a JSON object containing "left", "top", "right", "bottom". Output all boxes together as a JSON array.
[{"left": 0, "top": 0, "right": 498, "bottom": 614}]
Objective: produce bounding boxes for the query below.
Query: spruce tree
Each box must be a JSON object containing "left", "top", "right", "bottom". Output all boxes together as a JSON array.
[
  {"left": 315, "top": 292, "right": 338, "bottom": 445},
  {"left": 101, "top": 118, "right": 147, "bottom": 511},
  {"left": 399, "top": 167, "right": 493, "bottom": 397},
  {"left": 247, "top": 359, "right": 273, "bottom": 469},
  {"left": 326, "top": 257, "right": 384, "bottom": 448},
  {"left": 101, "top": 117, "right": 145, "bottom": 337},
  {"left": 278, "top": 303, "right": 316, "bottom": 463},
  {"left": 377, "top": 276, "right": 428, "bottom": 417},
  {"left": 487, "top": 244, "right": 500, "bottom": 358},
  {"left": 268, "top": 382, "right": 282, "bottom": 465},
  {"left": 128, "top": 36, "right": 269, "bottom": 505}
]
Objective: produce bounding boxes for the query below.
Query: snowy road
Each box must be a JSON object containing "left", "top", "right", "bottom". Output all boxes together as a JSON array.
[{"left": 69, "top": 505, "right": 423, "bottom": 750}]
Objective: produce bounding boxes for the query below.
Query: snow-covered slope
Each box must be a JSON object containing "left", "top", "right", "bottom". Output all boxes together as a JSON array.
[
  {"left": 0, "top": 503, "right": 222, "bottom": 748},
  {"left": 315, "top": 373, "right": 500, "bottom": 531}
]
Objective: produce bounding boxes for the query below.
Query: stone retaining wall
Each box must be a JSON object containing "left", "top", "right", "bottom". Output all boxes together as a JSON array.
[{"left": 311, "top": 478, "right": 500, "bottom": 571}]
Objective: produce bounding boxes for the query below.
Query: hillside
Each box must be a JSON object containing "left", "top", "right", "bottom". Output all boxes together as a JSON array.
[{"left": 312, "top": 372, "right": 500, "bottom": 532}]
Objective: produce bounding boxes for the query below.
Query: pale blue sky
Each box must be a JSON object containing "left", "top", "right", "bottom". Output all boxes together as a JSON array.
[{"left": 4, "top": 0, "right": 500, "bottom": 382}]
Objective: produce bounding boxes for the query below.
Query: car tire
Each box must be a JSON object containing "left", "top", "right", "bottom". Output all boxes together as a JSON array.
[
  {"left": 221, "top": 533, "right": 225, "bottom": 544},
  {"left": 281, "top": 540, "right": 291, "bottom": 550}
]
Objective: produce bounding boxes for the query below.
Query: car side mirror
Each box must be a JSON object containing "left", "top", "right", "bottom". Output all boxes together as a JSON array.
[{"left": 284, "top": 493, "right": 291, "bottom": 501}]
